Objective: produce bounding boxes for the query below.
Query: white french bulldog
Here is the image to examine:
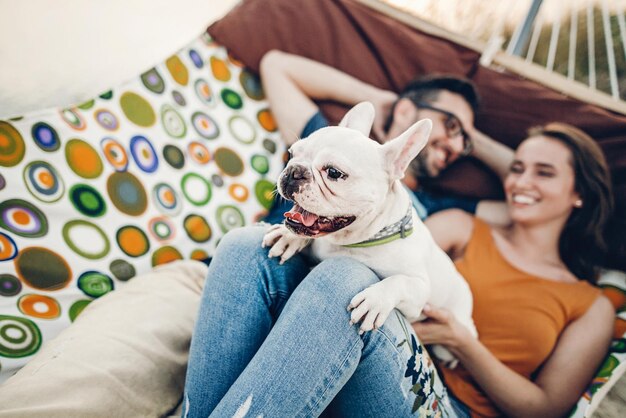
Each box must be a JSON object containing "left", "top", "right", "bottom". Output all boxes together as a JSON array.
[{"left": 262, "top": 102, "right": 477, "bottom": 367}]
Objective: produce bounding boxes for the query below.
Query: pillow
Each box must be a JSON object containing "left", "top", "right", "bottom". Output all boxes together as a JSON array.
[
  {"left": 0, "top": 33, "right": 285, "bottom": 381},
  {"left": 0, "top": 260, "right": 207, "bottom": 418}
]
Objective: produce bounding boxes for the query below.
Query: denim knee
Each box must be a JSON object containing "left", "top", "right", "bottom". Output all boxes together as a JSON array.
[
  {"left": 298, "top": 257, "right": 379, "bottom": 307},
  {"left": 217, "top": 226, "right": 266, "bottom": 254}
]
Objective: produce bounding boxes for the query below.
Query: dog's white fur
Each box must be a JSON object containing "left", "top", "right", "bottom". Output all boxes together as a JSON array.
[{"left": 262, "top": 102, "right": 477, "bottom": 366}]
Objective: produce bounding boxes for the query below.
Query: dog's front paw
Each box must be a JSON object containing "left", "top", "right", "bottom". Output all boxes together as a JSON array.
[
  {"left": 348, "top": 283, "right": 397, "bottom": 335},
  {"left": 262, "top": 224, "right": 310, "bottom": 264}
]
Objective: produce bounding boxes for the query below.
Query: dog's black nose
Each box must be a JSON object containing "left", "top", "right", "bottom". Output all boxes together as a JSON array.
[
  {"left": 281, "top": 164, "right": 312, "bottom": 200},
  {"left": 286, "top": 164, "right": 311, "bottom": 181}
]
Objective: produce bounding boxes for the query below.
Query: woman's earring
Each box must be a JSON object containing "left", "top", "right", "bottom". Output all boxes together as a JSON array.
[{"left": 574, "top": 199, "right": 583, "bottom": 208}]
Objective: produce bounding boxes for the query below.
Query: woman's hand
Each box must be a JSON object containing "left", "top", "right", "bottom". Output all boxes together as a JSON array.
[
  {"left": 371, "top": 89, "right": 398, "bottom": 142},
  {"left": 411, "top": 304, "right": 474, "bottom": 357}
]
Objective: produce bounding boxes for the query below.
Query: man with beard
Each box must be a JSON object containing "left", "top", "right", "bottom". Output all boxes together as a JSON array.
[{"left": 260, "top": 50, "right": 513, "bottom": 224}]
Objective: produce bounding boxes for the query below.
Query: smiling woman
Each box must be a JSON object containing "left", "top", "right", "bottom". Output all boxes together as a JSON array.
[
  {"left": 512, "top": 123, "right": 614, "bottom": 280},
  {"left": 424, "top": 122, "right": 615, "bottom": 417}
]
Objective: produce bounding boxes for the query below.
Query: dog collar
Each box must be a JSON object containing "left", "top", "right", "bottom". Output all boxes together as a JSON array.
[{"left": 343, "top": 207, "right": 414, "bottom": 248}]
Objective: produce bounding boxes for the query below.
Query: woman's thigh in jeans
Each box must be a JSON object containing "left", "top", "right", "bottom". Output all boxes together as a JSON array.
[{"left": 324, "top": 311, "right": 462, "bottom": 418}]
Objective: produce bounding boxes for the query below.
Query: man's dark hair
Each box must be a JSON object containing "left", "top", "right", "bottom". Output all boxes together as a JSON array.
[{"left": 383, "top": 74, "right": 480, "bottom": 133}]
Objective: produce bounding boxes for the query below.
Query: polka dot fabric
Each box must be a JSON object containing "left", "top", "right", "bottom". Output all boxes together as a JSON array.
[
  {"left": 571, "top": 270, "right": 626, "bottom": 418},
  {"left": 0, "top": 34, "right": 285, "bottom": 381}
]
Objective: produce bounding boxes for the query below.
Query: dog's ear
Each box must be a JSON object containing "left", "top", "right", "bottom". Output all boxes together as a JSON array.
[
  {"left": 381, "top": 119, "right": 432, "bottom": 180},
  {"left": 339, "top": 102, "right": 375, "bottom": 137}
]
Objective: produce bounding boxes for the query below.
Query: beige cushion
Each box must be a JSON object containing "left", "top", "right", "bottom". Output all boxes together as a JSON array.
[{"left": 0, "top": 260, "right": 207, "bottom": 418}]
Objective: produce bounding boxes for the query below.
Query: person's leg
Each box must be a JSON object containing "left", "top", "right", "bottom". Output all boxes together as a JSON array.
[
  {"left": 182, "top": 226, "right": 311, "bottom": 417},
  {"left": 325, "top": 312, "right": 464, "bottom": 418},
  {"left": 208, "top": 257, "right": 461, "bottom": 418}
]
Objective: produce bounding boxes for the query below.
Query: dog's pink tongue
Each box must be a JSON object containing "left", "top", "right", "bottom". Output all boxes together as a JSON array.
[{"left": 284, "top": 207, "right": 318, "bottom": 227}]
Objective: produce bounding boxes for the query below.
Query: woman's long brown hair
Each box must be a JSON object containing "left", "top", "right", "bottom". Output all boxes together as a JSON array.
[{"left": 527, "top": 123, "right": 614, "bottom": 283}]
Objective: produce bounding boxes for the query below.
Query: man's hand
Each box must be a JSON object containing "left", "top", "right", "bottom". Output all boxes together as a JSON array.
[
  {"left": 411, "top": 304, "right": 473, "bottom": 356},
  {"left": 371, "top": 89, "right": 398, "bottom": 142},
  {"left": 464, "top": 127, "right": 514, "bottom": 182}
]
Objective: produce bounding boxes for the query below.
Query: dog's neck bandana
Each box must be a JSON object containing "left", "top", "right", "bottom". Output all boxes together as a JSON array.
[{"left": 343, "top": 206, "right": 414, "bottom": 248}]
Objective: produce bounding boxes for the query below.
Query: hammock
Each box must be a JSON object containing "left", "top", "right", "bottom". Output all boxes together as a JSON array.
[{"left": 0, "top": 0, "right": 623, "bottom": 416}]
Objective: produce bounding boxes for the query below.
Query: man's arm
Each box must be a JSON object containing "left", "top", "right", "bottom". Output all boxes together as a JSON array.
[
  {"left": 259, "top": 50, "right": 396, "bottom": 145},
  {"left": 469, "top": 129, "right": 514, "bottom": 182},
  {"left": 467, "top": 130, "right": 515, "bottom": 225}
]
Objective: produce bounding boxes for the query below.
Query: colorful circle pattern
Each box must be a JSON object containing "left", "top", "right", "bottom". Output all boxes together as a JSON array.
[
  {"left": 69, "top": 300, "right": 91, "bottom": 322},
  {"left": 15, "top": 247, "right": 72, "bottom": 290},
  {"left": 23, "top": 161, "right": 65, "bottom": 203},
  {"left": 221, "top": 88, "right": 243, "bottom": 110},
  {"left": 0, "top": 199, "right": 48, "bottom": 238},
  {"left": 63, "top": 220, "right": 110, "bottom": 260},
  {"left": 31, "top": 122, "right": 60, "bottom": 152},
  {"left": 191, "top": 111, "right": 220, "bottom": 139},
  {"left": 130, "top": 135, "right": 159, "bottom": 173},
  {"left": 116, "top": 225, "right": 150, "bottom": 257},
  {"left": 69, "top": 184, "right": 107, "bottom": 217},
  {"left": 141, "top": 68, "right": 165, "bottom": 94},
  {"left": 78, "top": 271, "right": 114, "bottom": 298},
  {"left": 0, "top": 233, "right": 18, "bottom": 262},
  {"left": 65, "top": 139, "right": 103, "bottom": 179},
  {"left": 229, "top": 115, "right": 256, "bottom": 144},
  {"left": 166, "top": 55, "right": 189, "bottom": 86},
  {"left": 210, "top": 56, "right": 231, "bottom": 81},
  {"left": 152, "top": 183, "right": 181, "bottom": 215},
  {"left": 181, "top": 173, "right": 212, "bottom": 206},
  {"left": 120, "top": 92, "right": 156, "bottom": 127},
  {"left": 18, "top": 294, "right": 61, "bottom": 320},
  {"left": 239, "top": 69, "right": 264, "bottom": 100},
  {"left": 0, "top": 315, "right": 42, "bottom": 358},
  {"left": 172, "top": 90, "right": 186, "bottom": 106},
  {"left": 161, "top": 104, "right": 187, "bottom": 138},
  {"left": 216, "top": 205, "right": 245, "bottom": 233},
  {"left": 188, "top": 141, "right": 211, "bottom": 165},
  {"left": 214, "top": 147, "right": 244, "bottom": 177},
  {"left": 0, "top": 121, "right": 26, "bottom": 167},
  {"left": 194, "top": 79, "right": 215, "bottom": 106},
  {"left": 151, "top": 246, "right": 183, "bottom": 267},
  {"left": 183, "top": 214, "right": 212, "bottom": 243},
  {"left": 60, "top": 109, "right": 86, "bottom": 131},
  {"left": 0, "top": 274, "right": 21, "bottom": 297},
  {"left": 109, "top": 259, "right": 136, "bottom": 282},
  {"left": 149, "top": 217, "right": 175, "bottom": 242},
  {"left": 189, "top": 49, "right": 203, "bottom": 68},
  {"left": 107, "top": 172, "right": 148, "bottom": 216},
  {"left": 255, "top": 179, "right": 276, "bottom": 210},
  {"left": 101, "top": 137, "right": 129, "bottom": 171},
  {"left": 0, "top": 40, "right": 289, "bottom": 374},
  {"left": 94, "top": 109, "right": 119, "bottom": 131}
]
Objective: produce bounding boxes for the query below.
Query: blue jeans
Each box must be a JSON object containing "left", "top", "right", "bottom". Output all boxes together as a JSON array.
[{"left": 183, "top": 226, "right": 469, "bottom": 418}]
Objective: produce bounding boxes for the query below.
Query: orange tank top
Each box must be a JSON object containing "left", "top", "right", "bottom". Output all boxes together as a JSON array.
[{"left": 441, "top": 218, "right": 601, "bottom": 417}]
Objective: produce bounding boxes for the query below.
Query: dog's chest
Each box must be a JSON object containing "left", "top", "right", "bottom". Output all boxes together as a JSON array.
[{"left": 309, "top": 238, "right": 422, "bottom": 279}]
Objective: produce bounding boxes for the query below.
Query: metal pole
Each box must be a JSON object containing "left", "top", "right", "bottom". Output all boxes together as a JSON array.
[
  {"left": 568, "top": 0, "right": 578, "bottom": 80},
  {"left": 601, "top": 0, "right": 619, "bottom": 99},
  {"left": 587, "top": 0, "right": 597, "bottom": 89},
  {"left": 546, "top": 3, "right": 563, "bottom": 72},
  {"left": 511, "top": 0, "right": 545, "bottom": 56}
]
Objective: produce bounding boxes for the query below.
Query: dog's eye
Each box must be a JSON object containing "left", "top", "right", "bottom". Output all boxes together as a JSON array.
[{"left": 326, "top": 166, "right": 346, "bottom": 180}]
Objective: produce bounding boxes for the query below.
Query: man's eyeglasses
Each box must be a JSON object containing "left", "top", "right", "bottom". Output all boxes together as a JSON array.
[{"left": 414, "top": 101, "right": 473, "bottom": 156}]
